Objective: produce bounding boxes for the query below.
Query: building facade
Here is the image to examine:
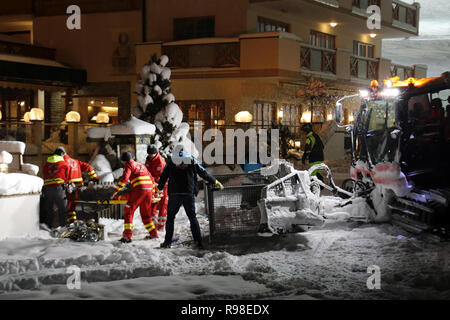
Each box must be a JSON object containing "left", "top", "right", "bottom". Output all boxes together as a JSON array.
[
  {"left": 0, "top": 0, "right": 426, "bottom": 166},
  {"left": 137, "top": 0, "right": 425, "bottom": 141}
]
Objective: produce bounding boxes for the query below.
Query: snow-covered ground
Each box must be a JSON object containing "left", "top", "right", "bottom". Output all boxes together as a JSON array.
[{"left": 0, "top": 196, "right": 449, "bottom": 300}]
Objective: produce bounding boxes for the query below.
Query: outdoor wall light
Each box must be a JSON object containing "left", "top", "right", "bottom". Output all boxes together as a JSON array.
[
  {"left": 370, "top": 33, "right": 377, "bottom": 38},
  {"left": 96, "top": 112, "right": 110, "bottom": 124},
  {"left": 0, "top": 110, "right": 2, "bottom": 121},
  {"left": 29, "top": 108, "right": 44, "bottom": 121},
  {"left": 295, "top": 141, "right": 301, "bottom": 149},
  {"left": 65, "top": 111, "right": 81, "bottom": 123},
  {"left": 234, "top": 111, "right": 253, "bottom": 123},
  {"left": 327, "top": 113, "right": 333, "bottom": 121},
  {"left": 329, "top": 22, "right": 338, "bottom": 28}
]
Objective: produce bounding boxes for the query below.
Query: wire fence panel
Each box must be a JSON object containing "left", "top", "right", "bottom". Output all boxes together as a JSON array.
[{"left": 205, "top": 173, "right": 272, "bottom": 239}]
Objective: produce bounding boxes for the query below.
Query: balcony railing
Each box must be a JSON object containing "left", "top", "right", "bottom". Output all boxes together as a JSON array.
[
  {"left": 390, "top": 63, "right": 414, "bottom": 80},
  {"left": 300, "top": 44, "right": 336, "bottom": 74},
  {"left": 350, "top": 56, "right": 379, "bottom": 80},
  {"left": 162, "top": 42, "right": 240, "bottom": 69},
  {"left": 392, "top": 0, "right": 417, "bottom": 28}
]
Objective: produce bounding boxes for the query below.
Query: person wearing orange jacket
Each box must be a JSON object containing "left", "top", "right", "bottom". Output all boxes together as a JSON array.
[
  {"left": 63, "top": 153, "right": 98, "bottom": 224},
  {"left": 145, "top": 145, "right": 168, "bottom": 231},
  {"left": 110, "top": 152, "right": 158, "bottom": 243},
  {"left": 41, "top": 147, "right": 70, "bottom": 228}
]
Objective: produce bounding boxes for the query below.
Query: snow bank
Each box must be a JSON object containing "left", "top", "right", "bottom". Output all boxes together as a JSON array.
[
  {"left": 0, "top": 194, "right": 40, "bottom": 239},
  {"left": 0, "top": 173, "right": 43, "bottom": 196}
]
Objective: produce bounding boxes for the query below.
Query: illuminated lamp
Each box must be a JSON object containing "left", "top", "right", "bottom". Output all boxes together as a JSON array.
[
  {"left": 295, "top": 141, "right": 301, "bottom": 149},
  {"left": 370, "top": 33, "right": 377, "bottom": 38},
  {"left": 23, "top": 112, "right": 31, "bottom": 122},
  {"left": 65, "top": 111, "right": 81, "bottom": 123},
  {"left": 327, "top": 113, "right": 333, "bottom": 121},
  {"left": 329, "top": 22, "right": 338, "bottom": 28},
  {"left": 301, "top": 111, "right": 312, "bottom": 123},
  {"left": 29, "top": 108, "right": 44, "bottom": 121},
  {"left": 0, "top": 110, "right": 2, "bottom": 121},
  {"left": 277, "top": 110, "right": 284, "bottom": 119},
  {"left": 234, "top": 111, "right": 253, "bottom": 123},
  {"left": 96, "top": 112, "right": 110, "bottom": 124},
  {"left": 349, "top": 113, "right": 354, "bottom": 123}
]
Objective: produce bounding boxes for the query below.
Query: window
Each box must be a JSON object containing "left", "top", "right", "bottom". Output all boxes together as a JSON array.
[
  {"left": 258, "top": 17, "right": 289, "bottom": 33},
  {"left": 353, "top": 41, "right": 374, "bottom": 58},
  {"left": 280, "top": 104, "right": 301, "bottom": 133},
  {"left": 253, "top": 101, "right": 275, "bottom": 129},
  {"left": 310, "top": 31, "right": 335, "bottom": 50},
  {"left": 352, "top": 0, "right": 380, "bottom": 10},
  {"left": 173, "top": 16, "right": 215, "bottom": 41}
]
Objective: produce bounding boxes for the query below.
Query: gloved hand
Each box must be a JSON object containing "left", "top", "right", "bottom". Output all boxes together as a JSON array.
[
  {"left": 215, "top": 180, "right": 224, "bottom": 190},
  {"left": 65, "top": 183, "right": 76, "bottom": 194},
  {"left": 110, "top": 191, "right": 118, "bottom": 200}
]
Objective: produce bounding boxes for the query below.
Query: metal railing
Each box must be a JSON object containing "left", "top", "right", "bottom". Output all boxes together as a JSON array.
[
  {"left": 350, "top": 55, "right": 379, "bottom": 80},
  {"left": 300, "top": 43, "right": 336, "bottom": 74}
]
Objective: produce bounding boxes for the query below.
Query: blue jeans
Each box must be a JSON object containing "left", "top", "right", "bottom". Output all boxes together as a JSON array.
[{"left": 164, "top": 194, "right": 202, "bottom": 244}]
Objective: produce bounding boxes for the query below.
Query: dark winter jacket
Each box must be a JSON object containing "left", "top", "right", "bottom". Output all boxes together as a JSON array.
[
  {"left": 303, "top": 131, "right": 324, "bottom": 163},
  {"left": 158, "top": 151, "right": 217, "bottom": 195}
]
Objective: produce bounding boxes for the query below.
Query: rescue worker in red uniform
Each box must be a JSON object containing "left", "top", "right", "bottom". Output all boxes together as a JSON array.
[
  {"left": 64, "top": 154, "right": 98, "bottom": 224},
  {"left": 145, "top": 145, "right": 168, "bottom": 231},
  {"left": 110, "top": 152, "right": 158, "bottom": 243},
  {"left": 41, "top": 147, "right": 69, "bottom": 228}
]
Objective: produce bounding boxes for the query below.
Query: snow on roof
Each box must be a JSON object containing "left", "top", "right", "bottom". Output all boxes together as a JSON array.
[
  {"left": 0, "top": 173, "right": 43, "bottom": 196},
  {"left": 0, "top": 141, "right": 26, "bottom": 155},
  {"left": 110, "top": 116, "right": 156, "bottom": 136}
]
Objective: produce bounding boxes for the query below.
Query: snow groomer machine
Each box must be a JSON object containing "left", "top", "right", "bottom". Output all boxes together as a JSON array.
[{"left": 336, "top": 72, "right": 450, "bottom": 238}]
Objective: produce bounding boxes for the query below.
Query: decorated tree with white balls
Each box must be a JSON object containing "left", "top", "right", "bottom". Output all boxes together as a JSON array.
[{"left": 133, "top": 54, "right": 198, "bottom": 159}]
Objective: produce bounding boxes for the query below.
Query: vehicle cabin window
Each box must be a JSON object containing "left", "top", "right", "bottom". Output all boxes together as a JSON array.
[
  {"left": 310, "top": 31, "right": 335, "bottom": 50},
  {"left": 368, "top": 100, "right": 395, "bottom": 131},
  {"left": 258, "top": 17, "right": 290, "bottom": 32},
  {"left": 174, "top": 16, "right": 215, "bottom": 41},
  {"left": 353, "top": 41, "right": 374, "bottom": 58}
]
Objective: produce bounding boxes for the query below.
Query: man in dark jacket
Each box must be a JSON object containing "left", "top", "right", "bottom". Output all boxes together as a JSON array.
[
  {"left": 301, "top": 123, "right": 325, "bottom": 181},
  {"left": 157, "top": 150, "right": 223, "bottom": 249}
]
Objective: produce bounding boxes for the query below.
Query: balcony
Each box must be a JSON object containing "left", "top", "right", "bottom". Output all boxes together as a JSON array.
[
  {"left": 0, "top": 39, "right": 55, "bottom": 60},
  {"left": 162, "top": 41, "right": 240, "bottom": 69},
  {"left": 350, "top": 55, "right": 379, "bottom": 80},
  {"left": 300, "top": 44, "right": 336, "bottom": 75},
  {"left": 136, "top": 32, "right": 422, "bottom": 85},
  {"left": 390, "top": 63, "right": 414, "bottom": 80},
  {"left": 392, "top": 0, "right": 418, "bottom": 32}
]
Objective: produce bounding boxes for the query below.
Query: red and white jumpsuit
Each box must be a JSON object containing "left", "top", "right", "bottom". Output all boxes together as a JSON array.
[
  {"left": 63, "top": 155, "right": 98, "bottom": 224},
  {"left": 145, "top": 152, "right": 168, "bottom": 231},
  {"left": 114, "top": 159, "right": 158, "bottom": 240}
]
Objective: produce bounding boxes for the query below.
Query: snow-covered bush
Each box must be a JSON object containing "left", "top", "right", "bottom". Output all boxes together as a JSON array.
[{"left": 134, "top": 54, "right": 198, "bottom": 158}]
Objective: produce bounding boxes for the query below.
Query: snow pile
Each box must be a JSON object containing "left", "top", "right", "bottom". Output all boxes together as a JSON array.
[
  {"left": 21, "top": 163, "right": 39, "bottom": 176},
  {"left": 90, "top": 154, "right": 114, "bottom": 183},
  {"left": 0, "top": 151, "right": 13, "bottom": 164},
  {"left": 0, "top": 173, "right": 43, "bottom": 196},
  {"left": 110, "top": 116, "right": 156, "bottom": 136},
  {"left": 0, "top": 141, "right": 26, "bottom": 154},
  {"left": 87, "top": 127, "right": 112, "bottom": 140}
]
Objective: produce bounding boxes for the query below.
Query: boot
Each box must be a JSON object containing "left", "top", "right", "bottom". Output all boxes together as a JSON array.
[
  {"left": 160, "top": 242, "right": 171, "bottom": 248},
  {"left": 119, "top": 237, "right": 132, "bottom": 243},
  {"left": 195, "top": 241, "right": 205, "bottom": 250},
  {"left": 145, "top": 228, "right": 158, "bottom": 240}
]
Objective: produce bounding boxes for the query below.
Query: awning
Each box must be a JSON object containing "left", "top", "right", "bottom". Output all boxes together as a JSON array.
[{"left": 0, "top": 59, "right": 86, "bottom": 88}]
